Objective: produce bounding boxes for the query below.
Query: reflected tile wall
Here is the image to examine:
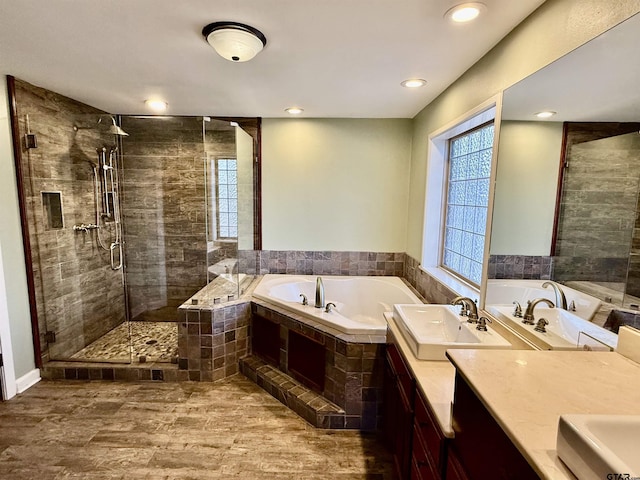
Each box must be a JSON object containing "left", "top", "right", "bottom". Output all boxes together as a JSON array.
[{"left": 487, "top": 255, "right": 553, "bottom": 280}]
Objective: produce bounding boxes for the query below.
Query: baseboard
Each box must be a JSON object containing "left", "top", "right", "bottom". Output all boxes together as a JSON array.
[{"left": 16, "top": 368, "right": 41, "bottom": 393}]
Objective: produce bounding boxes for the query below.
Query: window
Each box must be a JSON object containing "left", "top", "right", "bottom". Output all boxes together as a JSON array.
[
  {"left": 215, "top": 158, "right": 238, "bottom": 238},
  {"left": 442, "top": 123, "right": 494, "bottom": 285}
]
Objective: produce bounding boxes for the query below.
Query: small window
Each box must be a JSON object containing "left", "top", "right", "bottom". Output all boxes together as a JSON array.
[
  {"left": 215, "top": 158, "right": 238, "bottom": 238},
  {"left": 441, "top": 123, "right": 494, "bottom": 285}
]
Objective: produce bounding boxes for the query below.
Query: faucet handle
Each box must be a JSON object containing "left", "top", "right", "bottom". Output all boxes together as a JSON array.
[
  {"left": 476, "top": 316, "right": 492, "bottom": 331},
  {"left": 300, "top": 294, "right": 308, "bottom": 306},
  {"left": 513, "top": 301, "right": 523, "bottom": 318},
  {"left": 568, "top": 300, "right": 576, "bottom": 312},
  {"left": 325, "top": 302, "right": 336, "bottom": 313},
  {"left": 534, "top": 318, "right": 549, "bottom": 333}
]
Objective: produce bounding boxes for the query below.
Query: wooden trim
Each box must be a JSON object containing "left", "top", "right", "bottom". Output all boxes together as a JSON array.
[
  {"left": 6, "top": 75, "right": 43, "bottom": 368},
  {"left": 550, "top": 122, "right": 569, "bottom": 257},
  {"left": 254, "top": 117, "right": 262, "bottom": 251}
]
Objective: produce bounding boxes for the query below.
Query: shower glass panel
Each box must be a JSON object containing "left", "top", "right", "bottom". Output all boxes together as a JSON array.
[
  {"left": 119, "top": 116, "right": 208, "bottom": 320},
  {"left": 203, "top": 118, "right": 255, "bottom": 299},
  {"left": 17, "top": 112, "right": 130, "bottom": 363},
  {"left": 555, "top": 131, "right": 640, "bottom": 308}
]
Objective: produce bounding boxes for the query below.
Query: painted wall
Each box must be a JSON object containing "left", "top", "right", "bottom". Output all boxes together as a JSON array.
[
  {"left": 490, "top": 121, "right": 563, "bottom": 255},
  {"left": 261, "top": 118, "right": 412, "bottom": 252},
  {"left": 406, "top": 0, "right": 640, "bottom": 261},
  {"left": 0, "top": 77, "right": 36, "bottom": 379}
]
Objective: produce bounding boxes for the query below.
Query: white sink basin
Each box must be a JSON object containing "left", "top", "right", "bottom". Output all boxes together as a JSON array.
[
  {"left": 488, "top": 305, "right": 617, "bottom": 351},
  {"left": 557, "top": 414, "right": 640, "bottom": 479},
  {"left": 393, "top": 304, "right": 511, "bottom": 361}
]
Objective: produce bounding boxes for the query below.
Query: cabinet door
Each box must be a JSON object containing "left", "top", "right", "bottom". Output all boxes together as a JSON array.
[
  {"left": 414, "top": 389, "right": 445, "bottom": 474},
  {"left": 445, "top": 447, "right": 469, "bottom": 480},
  {"left": 383, "top": 344, "right": 415, "bottom": 479},
  {"left": 411, "top": 424, "right": 440, "bottom": 480},
  {"left": 451, "top": 374, "right": 539, "bottom": 479}
]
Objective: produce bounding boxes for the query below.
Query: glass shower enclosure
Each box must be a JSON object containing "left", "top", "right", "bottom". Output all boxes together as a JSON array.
[{"left": 15, "top": 107, "right": 256, "bottom": 365}]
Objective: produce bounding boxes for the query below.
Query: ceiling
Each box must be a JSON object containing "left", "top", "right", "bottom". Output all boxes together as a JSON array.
[
  {"left": 502, "top": 12, "right": 640, "bottom": 122},
  {"left": 0, "top": 0, "right": 546, "bottom": 118}
]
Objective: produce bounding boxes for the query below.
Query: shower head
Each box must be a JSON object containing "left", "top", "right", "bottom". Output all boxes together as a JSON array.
[{"left": 98, "top": 116, "right": 129, "bottom": 137}]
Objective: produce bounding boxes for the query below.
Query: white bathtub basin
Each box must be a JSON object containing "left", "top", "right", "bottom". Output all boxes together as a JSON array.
[
  {"left": 485, "top": 279, "right": 601, "bottom": 321},
  {"left": 557, "top": 414, "right": 640, "bottom": 479},
  {"left": 488, "top": 305, "right": 617, "bottom": 351},
  {"left": 393, "top": 304, "right": 511, "bottom": 361}
]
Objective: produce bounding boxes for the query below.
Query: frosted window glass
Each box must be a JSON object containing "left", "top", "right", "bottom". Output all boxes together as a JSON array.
[
  {"left": 442, "top": 122, "right": 494, "bottom": 285},
  {"left": 216, "top": 158, "right": 239, "bottom": 238}
]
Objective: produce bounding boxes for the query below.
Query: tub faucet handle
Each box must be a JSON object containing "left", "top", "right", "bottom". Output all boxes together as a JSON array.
[
  {"left": 300, "top": 294, "right": 308, "bottom": 306},
  {"left": 325, "top": 302, "right": 336, "bottom": 313},
  {"left": 534, "top": 318, "right": 549, "bottom": 333},
  {"left": 569, "top": 300, "right": 576, "bottom": 312},
  {"left": 513, "top": 301, "right": 523, "bottom": 318}
]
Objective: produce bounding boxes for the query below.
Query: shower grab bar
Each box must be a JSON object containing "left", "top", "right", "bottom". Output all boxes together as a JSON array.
[{"left": 110, "top": 241, "right": 123, "bottom": 270}]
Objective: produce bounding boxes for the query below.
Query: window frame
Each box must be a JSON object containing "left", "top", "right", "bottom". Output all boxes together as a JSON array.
[{"left": 421, "top": 95, "right": 502, "bottom": 306}]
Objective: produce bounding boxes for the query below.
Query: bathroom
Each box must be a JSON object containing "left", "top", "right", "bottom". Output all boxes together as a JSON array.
[{"left": 1, "top": 0, "right": 640, "bottom": 478}]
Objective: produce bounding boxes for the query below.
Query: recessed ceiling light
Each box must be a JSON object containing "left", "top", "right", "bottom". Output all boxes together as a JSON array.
[
  {"left": 145, "top": 99, "right": 168, "bottom": 112},
  {"left": 535, "top": 111, "right": 557, "bottom": 119},
  {"left": 401, "top": 79, "right": 427, "bottom": 88},
  {"left": 285, "top": 107, "right": 304, "bottom": 115},
  {"left": 445, "top": 3, "right": 486, "bottom": 23}
]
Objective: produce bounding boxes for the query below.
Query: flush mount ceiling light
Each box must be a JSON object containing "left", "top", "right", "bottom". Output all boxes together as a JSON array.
[
  {"left": 535, "top": 110, "right": 557, "bottom": 119},
  {"left": 445, "top": 3, "right": 486, "bottom": 23},
  {"left": 401, "top": 79, "right": 427, "bottom": 88},
  {"left": 145, "top": 99, "right": 168, "bottom": 112},
  {"left": 202, "top": 21, "right": 267, "bottom": 62},
  {"left": 285, "top": 107, "right": 304, "bottom": 115}
]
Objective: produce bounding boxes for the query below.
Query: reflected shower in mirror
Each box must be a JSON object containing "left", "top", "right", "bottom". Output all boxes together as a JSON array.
[{"left": 486, "top": 12, "right": 640, "bottom": 329}]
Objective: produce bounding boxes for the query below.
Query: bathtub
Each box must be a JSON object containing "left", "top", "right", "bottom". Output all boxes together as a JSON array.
[
  {"left": 252, "top": 274, "right": 423, "bottom": 335},
  {"left": 485, "top": 279, "right": 601, "bottom": 321}
]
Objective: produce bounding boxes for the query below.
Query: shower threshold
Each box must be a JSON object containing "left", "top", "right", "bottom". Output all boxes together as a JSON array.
[{"left": 69, "top": 321, "right": 178, "bottom": 364}]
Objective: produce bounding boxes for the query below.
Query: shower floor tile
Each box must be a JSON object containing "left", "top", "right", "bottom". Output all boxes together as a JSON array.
[{"left": 70, "top": 321, "right": 178, "bottom": 363}]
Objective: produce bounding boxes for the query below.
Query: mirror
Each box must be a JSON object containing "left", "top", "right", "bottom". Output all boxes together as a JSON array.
[{"left": 487, "top": 13, "right": 640, "bottom": 318}]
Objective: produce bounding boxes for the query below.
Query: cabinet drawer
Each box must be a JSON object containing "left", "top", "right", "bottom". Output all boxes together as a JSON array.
[{"left": 414, "top": 390, "right": 445, "bottom": 469}]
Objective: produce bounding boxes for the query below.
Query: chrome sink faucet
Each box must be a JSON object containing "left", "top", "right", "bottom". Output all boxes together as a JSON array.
[
  {"left": 452, "top": 296, "right": 478, "bottom": 323},
  {"left": 522, "top": 298, "right": 555, "bottom": 325},
  {"left": 542, "top": 281, "right": 567, "bottom": 310},
  {"left": 315, "top": 276, "right": 325, "bottom": 308}
]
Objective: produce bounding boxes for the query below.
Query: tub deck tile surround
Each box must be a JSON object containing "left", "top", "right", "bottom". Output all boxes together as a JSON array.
[{"left": 250, "top": 300, "right": 385, "bottom": 431}]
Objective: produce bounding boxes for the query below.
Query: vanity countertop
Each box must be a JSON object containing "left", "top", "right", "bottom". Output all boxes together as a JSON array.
[
  {"left": 446, "top": 349, "right": 640, "bottom": 480},
  {"left": 385, "top": 312, "right": 456, "bottom": 437}
]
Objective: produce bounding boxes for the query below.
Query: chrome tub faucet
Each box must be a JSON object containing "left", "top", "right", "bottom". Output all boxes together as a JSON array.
[
  {"left": 522, "top": 298, "right": 555, "bottom": 325},
  {"left": 315, "top": 276, "right": 325, "bottom": 308},
  {"left": 542, "top": 281, "right": 567, "bottom": 310}
]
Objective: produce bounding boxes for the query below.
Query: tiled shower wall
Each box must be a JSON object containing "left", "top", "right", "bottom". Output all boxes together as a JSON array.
[
  {"left": 13, "top": 79, "right": 126, "bottom": 361},
  {"left": 120, "top": 117, "right": 208, "bottom": 319}
]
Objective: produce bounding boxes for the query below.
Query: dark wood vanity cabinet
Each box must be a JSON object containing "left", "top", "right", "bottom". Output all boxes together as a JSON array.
[
  {"left": 384, "top": 343, "right": 415, "bottom": 479},
  {"left": 383, "top": 344, "right": 447, "bottom": 480},
  {"left": 450, "top": 373, "right": 539, "bottom": 480}
]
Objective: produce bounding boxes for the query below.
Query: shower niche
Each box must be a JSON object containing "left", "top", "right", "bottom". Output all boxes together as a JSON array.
[{"left": 11, "top": 78, "right": 259, "bottom": 367}]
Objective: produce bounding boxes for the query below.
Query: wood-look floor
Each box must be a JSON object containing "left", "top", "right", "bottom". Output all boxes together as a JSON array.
[{"left": 0, "top": 374, "right": 394, "bottom": 479}]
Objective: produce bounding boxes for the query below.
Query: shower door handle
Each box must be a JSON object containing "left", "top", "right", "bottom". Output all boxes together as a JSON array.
[{"left": 110, "top": 242, "right": 123, "bottom": 270}]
